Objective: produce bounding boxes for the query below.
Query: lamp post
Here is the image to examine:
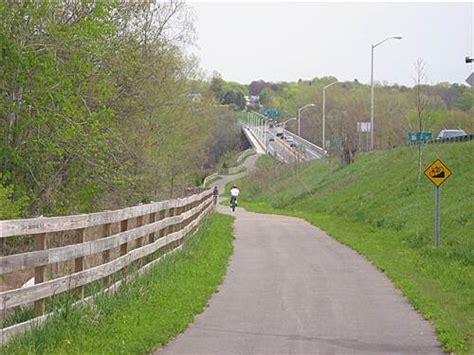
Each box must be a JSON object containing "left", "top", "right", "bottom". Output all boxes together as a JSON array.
[
  {"left": 322, "top": 81, "right": 340, "bottom": 150},
  {"left": 370, "top": 36, "right": 402, "bottom": 150},
  {"left": 297, "top": 104, "right": 316, "bottom": 137},
  {"left": 282, "top": 117, "right": 296, "bottom": 125},
  {"left": 281, "top": 117, "right": 296, "bottom": 128}
]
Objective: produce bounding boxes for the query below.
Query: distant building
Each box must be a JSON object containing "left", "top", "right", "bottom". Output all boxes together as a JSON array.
[{"left": 245, "top": 95, "right": 261, "bottom": 110}]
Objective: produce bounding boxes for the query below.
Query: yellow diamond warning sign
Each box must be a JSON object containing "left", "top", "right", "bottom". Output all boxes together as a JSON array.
[{"left": 424, "top": 159, "right": 452, "bottom": 187}]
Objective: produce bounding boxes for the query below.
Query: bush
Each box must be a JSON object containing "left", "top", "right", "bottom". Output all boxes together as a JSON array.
[{"left": 0, "top": 180, "right": 28, "bottom": 219}]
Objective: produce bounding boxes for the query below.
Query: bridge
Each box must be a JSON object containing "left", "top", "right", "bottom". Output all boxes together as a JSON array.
[{"left": 241, "top": 111, "right": 327, "bottom": 164}]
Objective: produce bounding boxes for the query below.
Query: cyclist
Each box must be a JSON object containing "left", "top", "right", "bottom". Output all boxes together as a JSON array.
[
  {"left": 230, "top": 184, "right": 240, "bottom": 209},
  {"left": 212, "top": 186, "right": 219, "bottom": 205}
]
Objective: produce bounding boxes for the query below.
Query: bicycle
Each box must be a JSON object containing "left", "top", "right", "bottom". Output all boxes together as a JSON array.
[{"left": 230, "top": 196, "right": 237, "bottom": 212}]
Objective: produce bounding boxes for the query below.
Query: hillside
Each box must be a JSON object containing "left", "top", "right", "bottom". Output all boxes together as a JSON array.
[{"left": 236, "top": 141, "right": 474, "bottom": 353}]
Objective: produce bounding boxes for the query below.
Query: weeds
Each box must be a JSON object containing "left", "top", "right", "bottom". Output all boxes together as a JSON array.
[
  {"left": 2, "top": 213, "right": 234, "bottom": 354},
  {"left": 235, "top": 142, "right": 474, "bottom": 353}
]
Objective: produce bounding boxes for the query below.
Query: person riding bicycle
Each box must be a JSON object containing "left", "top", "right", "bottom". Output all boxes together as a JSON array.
[
  {"left": 212, "top": 186, "right": 219, "bottom": 205},
  {"left": 230, "top": 184, "right": 240, "bottom": 208}
]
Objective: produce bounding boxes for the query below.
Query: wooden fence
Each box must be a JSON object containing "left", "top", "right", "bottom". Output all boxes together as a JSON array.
[{"left": 0, "top": 188, "right": 214, "bottom": 343}]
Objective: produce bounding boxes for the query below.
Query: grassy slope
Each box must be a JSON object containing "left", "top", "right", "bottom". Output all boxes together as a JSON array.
[
  {"left": 236, "top": 141, "right": 474, "bottom": 353},
  {"left": 2, "top": 213, "right": 234, "bottom": 354}
]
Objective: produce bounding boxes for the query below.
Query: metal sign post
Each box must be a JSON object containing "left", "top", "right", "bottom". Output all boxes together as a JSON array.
[
  {"left": 424, "top": 159, "right": 452, "bottom": 247},
  {"left": 435, "top": 187, "right": 440, "bottom": 247}
]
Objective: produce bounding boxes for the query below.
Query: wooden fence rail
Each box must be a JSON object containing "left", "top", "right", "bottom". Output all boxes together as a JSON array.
[{"left": 0, "top": 188, "right": 214, "bottom": 343}]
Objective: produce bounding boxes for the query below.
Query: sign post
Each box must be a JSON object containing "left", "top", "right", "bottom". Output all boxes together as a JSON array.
[
  {"left": 424, "top": 159, "right": 452, "bottom": 247},
  {"left": 435, "top": 187, "right": 440, "bottom": 247}
]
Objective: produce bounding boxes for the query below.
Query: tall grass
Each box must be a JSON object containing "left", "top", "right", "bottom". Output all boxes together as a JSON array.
[
  {"left": 236, "top": 141, "right": 474, "bottom": 353},
  {"left": 2, "top": 213, "right": 234, "bottom": 354}
]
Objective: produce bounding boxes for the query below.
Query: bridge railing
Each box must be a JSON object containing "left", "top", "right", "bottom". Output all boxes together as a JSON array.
[{"left": 0, "top": 189, "right": 214, "bottom": 343}]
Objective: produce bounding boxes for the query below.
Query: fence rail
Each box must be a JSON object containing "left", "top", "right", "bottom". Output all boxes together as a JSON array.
[
  {"left": 426, "top": 134, "right": 474, "bottom": 145},
  {"left": 0, "top": 188, "right": 214, "bottom": 343}
]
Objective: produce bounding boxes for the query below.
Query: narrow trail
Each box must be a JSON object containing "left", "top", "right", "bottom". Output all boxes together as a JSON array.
[{"left": 156, "top": 154, "right": 442, "bottom": 354}]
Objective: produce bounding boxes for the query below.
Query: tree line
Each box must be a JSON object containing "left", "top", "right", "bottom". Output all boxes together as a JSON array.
[
  {"left": 1, "top": 1, "right": 242, "bottom": 219},
  {"left": 247, "top": 75, "right": 473, "bottom": 154}
]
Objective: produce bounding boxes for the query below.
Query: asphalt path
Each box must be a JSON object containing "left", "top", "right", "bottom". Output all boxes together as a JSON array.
[{"left": 156, "top": 155, "right": 442, "bottom": 354}]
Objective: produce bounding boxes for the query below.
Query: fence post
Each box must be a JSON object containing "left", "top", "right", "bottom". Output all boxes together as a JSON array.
[
  {"left": 135, "top": 215, "right": 144, "bottom": 269},
  {"left": 102, "top": 223, "right": 112, "bottom": 286},
  {"left": 184, "top": 201, "right": 190, "bottom": 228},
  {"left": 157, "top": 208, "right": 167, "bottom": 257},
  {"left": 149, "top": 212, "right": 156, "bottom": 244},
  {"left": 167, "top": 203, "right": 177, "bottom": 250},
  {"left": 34, "top": 233, "right": 47, "bottom": 315},
  {"left": 145, "top": 212, "right": 156, "bottom": 264},
  {"left": 159, "top": 208, "right": 167, "bottom": 239},
  {"left": 74, "top": 228, "right": 86, "bottom": 299},
  {"left": 177, "top": 201, "right": 183, "bottom": 232},
  {"left": 120, "top": 219, "right": 129, "bottom": 278}
]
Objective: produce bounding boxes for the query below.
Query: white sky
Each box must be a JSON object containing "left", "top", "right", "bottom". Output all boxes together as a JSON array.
[{"left": 188, "top": 2, "right": 473, "bottom": 86}]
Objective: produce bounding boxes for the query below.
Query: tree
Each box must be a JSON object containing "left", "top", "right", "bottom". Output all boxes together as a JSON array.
[
  {"left": 248, "top": 80, "right": 271, "bottom": 96},
  {"left": 259, "top": 88, "right": 272, "bottom": 106},
  {"left": 210, "top": 71, "right": 225, "bottom": 101},
  {"left": 1, "top": 1, "right": 242, "bottom": 217},
  {"left": 413, "top": 58, "right": 430, "bottom": 187}
]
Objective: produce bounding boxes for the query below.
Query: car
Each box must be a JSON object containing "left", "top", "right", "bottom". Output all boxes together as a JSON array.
[
  {"left": 436, "top": 129, "right": 468, "bottom": 140},
  {"left": 269, "top": 137, "right": 275, "bottom": 142},
  {"left": 285, "top": 136, "right": 294, "bottom": 143},
  {"left": 276, "top": 126, "right": 284, "bottom": 138}
]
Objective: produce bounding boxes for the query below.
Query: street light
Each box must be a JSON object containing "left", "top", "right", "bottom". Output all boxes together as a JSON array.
[
  {"left": 370, "top": 36, "right": 402, "bottom": 150},
  {"left": 297, "top": 103, "right": 316, "bottom": 137},
  {"left": 322, "top": 81, "right": 340, "bottom": 150},
  {"left": 281, "top": 117, "right": 296, "bottom": 127}
]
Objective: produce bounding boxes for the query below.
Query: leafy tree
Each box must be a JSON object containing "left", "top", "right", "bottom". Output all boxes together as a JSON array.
[
  {"left": 259, "top": 88, "right": 272, "bottom": 106},
  {"left": 249, "top": 80, "right": 272, "bottom": 96},
  {"left": 210, "top": 71, "right": 225, "bottom": 101},
  {"left": 1, "top": 1, "right": 242, "bottom": 217}
]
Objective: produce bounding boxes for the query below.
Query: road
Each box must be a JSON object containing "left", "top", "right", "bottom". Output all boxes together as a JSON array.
[
  {"left": 156, "top": 156, "right": 442, "bottom": 354},
  {"left": 266, "top": 127, "right": 326, "bottom": 162},
  {"left": 246, "top": 124, "right": 325, "bottom": 163}
]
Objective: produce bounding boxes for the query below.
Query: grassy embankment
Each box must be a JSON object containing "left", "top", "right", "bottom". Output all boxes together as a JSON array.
[
  {"left": 233, "top": 142, "right": 473, "bottom": 353},
  {"left": 2, "top": 213, "right": 234, "bottom": 354}
]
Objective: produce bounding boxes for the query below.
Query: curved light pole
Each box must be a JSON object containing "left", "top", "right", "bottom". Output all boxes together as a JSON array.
[
  {"left": 297, "top": 103, "right": 316, "bottom": 137},
  {"left": 281, "top": 117, "right": 296, "bottom": 128},
  {"left": 370, "top": 36, "right": 402, "bottom": 150},
  {"left": 322, "top": 81, "right": 341, "bottom": 150}
]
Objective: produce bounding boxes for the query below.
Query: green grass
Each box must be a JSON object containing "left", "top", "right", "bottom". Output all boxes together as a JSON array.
[
  {"left": 2, "top": 213, "right": 235, "bottom": 354},
  {"left": 254, "top": 154, "right": 274, "bottom": 169},
  {"left": 234, "top": 141, "right": 474, "bottom": 353},
  {"left": 204, "top": 175, "right": 223, "bottom": 187}
]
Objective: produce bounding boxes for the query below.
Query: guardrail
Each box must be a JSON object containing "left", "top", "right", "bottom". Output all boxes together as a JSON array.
[
  {"left": 241, "top": 125, "right": 266, "bottom": 154},
  {"left": 1, "top": 189, "right": 214, "bottom": 343},
  {"left": 426, "top": 134, "right": 474, "bottom": 145},
  {"left": 282, "top": 129, "right": 327, "bottom": 157},
  {"left": 267, "top": 131, "right": 304, "bottom": 164}
]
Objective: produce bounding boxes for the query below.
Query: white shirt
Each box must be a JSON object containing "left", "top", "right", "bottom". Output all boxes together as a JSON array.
[{"left": 230, "top": 188, "right": 240, "bottom": 197}]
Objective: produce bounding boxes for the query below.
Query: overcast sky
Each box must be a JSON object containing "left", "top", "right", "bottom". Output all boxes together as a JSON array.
[{"left": 188, "top": 2, "right": 473, "bottom": 87}]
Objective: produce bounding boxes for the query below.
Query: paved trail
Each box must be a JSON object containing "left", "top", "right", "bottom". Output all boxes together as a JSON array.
[{"left": 157, "top": 155, "right": 442, "bottom": 354}]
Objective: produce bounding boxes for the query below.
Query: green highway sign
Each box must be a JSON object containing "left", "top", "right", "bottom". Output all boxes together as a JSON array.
[{"left": 408, "top": 131, "right": 432, "bottom": 144}]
